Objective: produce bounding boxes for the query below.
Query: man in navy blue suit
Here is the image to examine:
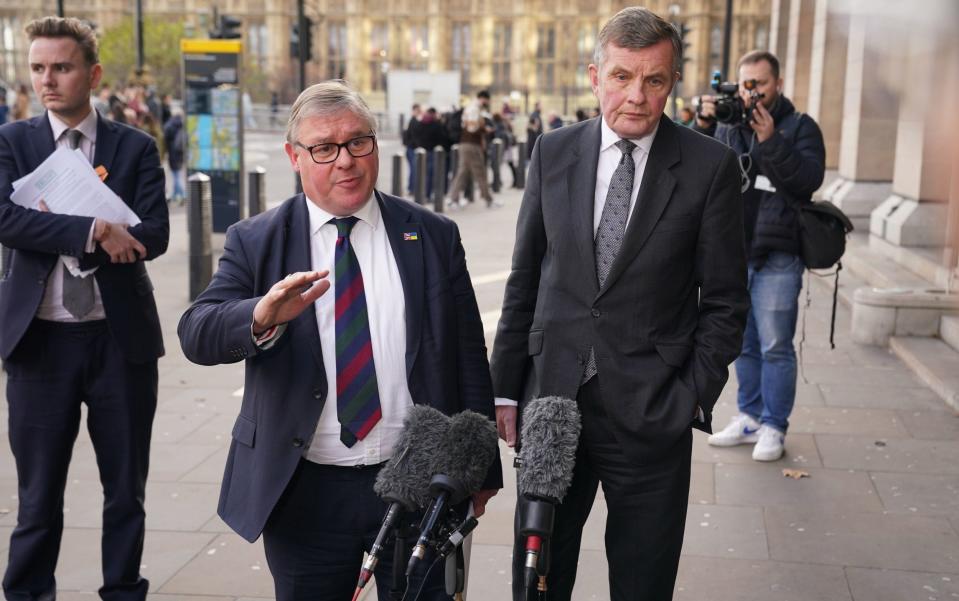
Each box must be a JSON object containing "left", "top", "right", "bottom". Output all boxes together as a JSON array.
[
  {"left": 0, "top": 17, "right": 168, "bottom": 601},
  {"left": 178, "top": 81, "right": 501, "bottom": 601}
]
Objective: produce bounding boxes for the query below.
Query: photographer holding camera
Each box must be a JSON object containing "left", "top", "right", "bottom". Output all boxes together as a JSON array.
[{"left": 695, "top": 50, "right": 825, "bottom": 462}]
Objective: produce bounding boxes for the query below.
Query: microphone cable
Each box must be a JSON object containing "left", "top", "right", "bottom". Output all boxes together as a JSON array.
[{"left": 401, "top": 555, "right": 443, "bottom": 601}]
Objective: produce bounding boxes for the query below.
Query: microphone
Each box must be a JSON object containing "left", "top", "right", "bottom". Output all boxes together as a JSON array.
[
  {"left": 436, "top": 516, "right": 479, "bottom": 559},
  {"left": 516, "top": 396, "right": 581, "bottom": 592},
  {"left": 407, "top": 410, "right": 498, "bottom": 575},
  {"left": 352, "top": 405, "right": 451, "bottom": 599}
]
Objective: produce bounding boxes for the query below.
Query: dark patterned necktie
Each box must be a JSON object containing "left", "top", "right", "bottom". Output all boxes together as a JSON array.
[
  {"left": 62, "top": 129, "right": 96, "bottom": 320},
  {"left": 332, "top": 217, "right": 382, "bottom": 447},
  {"left": 583, "top": 138, "right": 637, "bottom": 383}
]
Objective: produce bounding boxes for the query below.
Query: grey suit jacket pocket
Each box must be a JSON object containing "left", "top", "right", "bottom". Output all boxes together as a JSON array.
[
  {"left": 231, "top": 414, "right": 256, "bottom": 447},
  {"left": 528, "top": 329, "right": 544, "bottom": 356}
]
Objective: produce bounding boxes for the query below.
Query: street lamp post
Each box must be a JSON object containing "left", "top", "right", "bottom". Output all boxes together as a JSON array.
[{"left": 668, "top": 4, "right": 681, "bottom": 120}]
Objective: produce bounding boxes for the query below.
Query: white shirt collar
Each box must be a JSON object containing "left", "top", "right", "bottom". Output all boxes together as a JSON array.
[
  {"left": 305, "top": 191, "right": 380, "bottom": 237},
  {"left": 48, "top": 107, "right": 98, "bottom": 145},
  {"left": 599, "top": 115, "right": 658, "bottom": 156}
]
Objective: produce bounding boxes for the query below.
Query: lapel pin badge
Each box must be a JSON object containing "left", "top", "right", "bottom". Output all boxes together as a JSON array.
[
  {"left": 94, "top": 165, "right": 108, "bottom": 182},
  {"left": 403, "top": 231, "right": 419, "bottom": 241}
]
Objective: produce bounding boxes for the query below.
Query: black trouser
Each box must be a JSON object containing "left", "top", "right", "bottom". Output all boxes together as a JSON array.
[
  {"left": 3, "top": 320, "right": 157, "bottom": 601},
  {"left": 262, "top": 459, "right": 452, "bottom": 601},
  {"left": 512, "top": 377, "right": 692, "bottom": 601}
]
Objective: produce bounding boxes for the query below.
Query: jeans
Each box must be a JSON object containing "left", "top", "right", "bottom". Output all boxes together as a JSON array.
[
  {"left": 170, "top": 168, "right": 185, "bottom": 200},
  {"left": 735, "top": 251, "right": 804, "bottom": 433}
]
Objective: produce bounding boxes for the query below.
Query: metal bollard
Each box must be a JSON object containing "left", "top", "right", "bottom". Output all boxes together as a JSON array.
[
  {"left": 414, "top": 148, "right": 427, "bottom": 205},
  {"left": 248, "top": 166, "right": 266, "bottom": 217},
  {"left": 432, "top": 146, "right": 446, "bottom": 213},
  {"left": 392, "top": 153, "right": 404, "bottom": 197},
  {"left": 491, "top": 139, "right": 504, "bottom": 193},
  {"left": 399, "top": 113, "right": 405, "bottom": 135},
  {"left": 516, "top": 141, "right": 527, "bottom": 189},
  {"left": 187, "top": 173, "right": 213, "bottom": 301}
]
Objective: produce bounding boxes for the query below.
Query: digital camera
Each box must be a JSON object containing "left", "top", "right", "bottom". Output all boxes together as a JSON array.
[{"left": 698, "top": 72, "right": 764, "bottom": 126}]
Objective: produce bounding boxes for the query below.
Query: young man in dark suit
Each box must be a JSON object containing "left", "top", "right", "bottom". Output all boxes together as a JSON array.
[
  {"left": 178, "top": 81, "right": 501, "bottom": 601},
  {"left": 491, "top": 7, "right": 749, "bottom": 601},
  {"left": 0, "top": 17, "right": 168, "bottom": 600}
]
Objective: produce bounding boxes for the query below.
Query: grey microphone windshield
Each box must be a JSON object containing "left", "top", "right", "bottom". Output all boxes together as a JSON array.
[
  {"left": 517, "top": 396, "right": 581, "bottom": 502},
  {"left": 440, "top": 409, "right": 499, "bottom": 496},
  {"left": 373, "top": 404, "right": 451, "bottom": 510}
]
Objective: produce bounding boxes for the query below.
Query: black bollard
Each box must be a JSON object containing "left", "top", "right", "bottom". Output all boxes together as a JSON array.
[
  {"left": 414, "top": 148, "right": 427, "bottom": 205},
  {"left": 248, "top": 166, "right": 266, "bottom": 217},
  {"left": 432, "top": 146, "right": 446, "bottom": 213},
  {"left": 491, "top": 139, "right": 504, "bottom": 193},
  {"left": 392, "top": 153, "right": 404, "bottom": 197},
  {"left": 187, "top": 173, "right": 213, "bottom": 301}
]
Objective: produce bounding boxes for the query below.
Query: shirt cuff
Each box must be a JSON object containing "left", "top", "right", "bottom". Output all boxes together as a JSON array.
[
  {"left": 252, "top": 322, "right": 287, "bottom": 349},
  {"left": 85, "top": 218, "right": 97, "bottom": 253},
  {"left": 494, "top": 397, "right": 518, "bottom": 407}
]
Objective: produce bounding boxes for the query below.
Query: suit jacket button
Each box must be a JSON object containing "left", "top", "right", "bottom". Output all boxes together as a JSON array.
[
  {"left": 312, "top": 388, "right": 322, "bottom": 399},
  {"left": 591, "top": 308, "right": 601, "bottom": 318},
  {"left": 292, "top": 437, "right": 304, "bottom": 447}
]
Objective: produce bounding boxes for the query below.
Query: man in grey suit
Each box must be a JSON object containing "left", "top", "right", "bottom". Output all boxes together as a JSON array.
[{"left": 491, "top": 7, "right": 749, "bottom": 601}]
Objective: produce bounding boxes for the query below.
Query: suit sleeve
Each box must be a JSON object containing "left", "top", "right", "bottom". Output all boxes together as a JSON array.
[
  {"left": 489, "top": 135, "right": 547, "bottom": 400},
  {"left": 0, "top": 130, "right": 98, "bottom": 256},
  {"left": 178, "top": 224, "right": 265, "bottom": 366},
  {"left": 79, "top": 135, "right": 170, "bottom": 268},
  {"left": 447, "top": 220, "right": 503, "bottom": 491},
  {"left": 685, "top": 148, "right": 750, "bottom": 417}
]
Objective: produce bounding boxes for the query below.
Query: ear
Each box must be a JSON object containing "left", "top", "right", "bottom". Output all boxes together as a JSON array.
[
  {"left": 588, "top": 63, "right": 600, "bottom": 96},
  {"left": 90, "top": 63, "right": 103, "bottom": 91},
  {"left": 284, "top": 142, "right": 301, "bottom": 173}
]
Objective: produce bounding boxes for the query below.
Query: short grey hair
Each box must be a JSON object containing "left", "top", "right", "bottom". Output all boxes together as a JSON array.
[
  {"left": 285, "top": 80, "right": 378, "bottom": 144},
  {"left": 593, "top": 7, "right": 683, "bottom": 74}
]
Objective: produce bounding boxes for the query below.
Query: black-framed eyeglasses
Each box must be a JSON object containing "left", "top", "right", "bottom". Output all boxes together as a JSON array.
[{"left": 295, "top": 134, "right": 377, "bottom": 164}]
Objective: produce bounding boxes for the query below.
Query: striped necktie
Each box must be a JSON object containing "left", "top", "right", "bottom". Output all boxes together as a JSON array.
[
  {"left": 62, "top": 129, "right": 96, "bottom": 320},
  {"left": 332, "top": 216, "right": 382, "bottom": 447}
]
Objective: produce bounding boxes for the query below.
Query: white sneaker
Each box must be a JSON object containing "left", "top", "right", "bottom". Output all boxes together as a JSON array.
[
  {"left": 752, "top": 425, "right": 785, "bottom": 462},
  {"left": 707, "top": 413, "right": 761, "bottom": 447}
]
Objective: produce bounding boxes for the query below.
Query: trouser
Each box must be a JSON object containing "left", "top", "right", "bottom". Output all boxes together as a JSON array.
[
  {"left": 735, "top": 251, "right": 804, "bottom": 433},
  {"left": 3, "top": 319, "right": 157, "bottom": 601},
  {"left": 449, "top": 143, "right": 492, "bottom": 204},
  {"left": 262, "top": 459, "right": 451, "bottom": 601},
  {"left": 512, "top": 376, "right": 692, "bottom": 601}
]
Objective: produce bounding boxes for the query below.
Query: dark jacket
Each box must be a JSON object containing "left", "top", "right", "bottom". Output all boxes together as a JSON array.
[
  {"left": 178, "top": 191, "right": 503, "bottom": 542},
  {"left": 491, "top": 116, "right": 748, "bottom": 461},
  {"left": 696, "top": 96, "right": 825, "bottom": 261},
  {"left": 162, "top": 115, "right": 185, "bottom": 171},
  {"left": 0, "top": 113, "right": 169, "bottom": 363},
  {"left": 409, "top": 116, "right": 449, "bottom": 150}
]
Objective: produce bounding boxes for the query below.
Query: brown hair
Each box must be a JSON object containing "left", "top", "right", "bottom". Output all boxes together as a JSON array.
[
  {"left": 738, "top": 50, "right": 781, "bottom": 80},
  {"left": 25, "top": 17, "right": 99, "bottom": 66}
]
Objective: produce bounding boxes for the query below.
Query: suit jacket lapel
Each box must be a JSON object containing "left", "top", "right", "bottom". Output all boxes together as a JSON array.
[
  {"left": 27, "top": 114, "right": 56, "bottom": 171},
  {"left": 93, "top": 114, "right": 120, "bottom": 188},
  {"left": 598, "top": 116, "right": 680, "bottom": 297},
  {"left": 283, "top": 195, "right": 325, "bottom": 370},
  {"left": 566, "top": 119, "right": 602, "bottom": 291},
  {"left": 377, "top": 191, "right": 423, "bottom": 379}
]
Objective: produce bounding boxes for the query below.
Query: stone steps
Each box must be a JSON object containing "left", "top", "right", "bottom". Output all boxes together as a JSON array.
[
  {"left": 888, "top": 336, "right": 959, "bottom": 413},
  {"left": 942, "top": 315, "right": 959, "bottom": 354}
]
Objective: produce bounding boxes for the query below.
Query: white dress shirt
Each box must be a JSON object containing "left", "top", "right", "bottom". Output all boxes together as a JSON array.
[
  {"left": 494, "top": 117, "right": 659, "bottom": 408},
  {"left": 302, "top": 195, "right": 414, "bottom": 466},
  {"left": 36, "top": 109, "right": 105, "bottom": 322}
]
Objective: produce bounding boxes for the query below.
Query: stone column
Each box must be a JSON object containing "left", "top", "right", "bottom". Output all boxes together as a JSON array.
[
  {"left": 820, "top": 10, "right": 902, "bottom": 230},
  {"left": 784, "top": 0, "right": 815, "bottom": 112},
  {"left": 768, "top": 0, "right": 791, "bottom": 62},
  {"left": 871, "top": 25, "right": 954, "bottom": 247},
  {"left": 806, "top": 0, "right": 848, "bottom": 170}
]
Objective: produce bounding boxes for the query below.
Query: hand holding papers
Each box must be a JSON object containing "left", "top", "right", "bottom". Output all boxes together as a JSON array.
[{"left": 11, "top": 147, "right": 140, "bottom": 227}]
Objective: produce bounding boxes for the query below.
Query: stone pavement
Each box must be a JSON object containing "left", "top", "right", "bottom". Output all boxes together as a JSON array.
[{"left": 1, "top": 131, "right": 957, "bottom": 600}]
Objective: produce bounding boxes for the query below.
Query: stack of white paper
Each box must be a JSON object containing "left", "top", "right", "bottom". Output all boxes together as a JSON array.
[{"left": 11, "top": 147, "right": 140, "bottom": 227}]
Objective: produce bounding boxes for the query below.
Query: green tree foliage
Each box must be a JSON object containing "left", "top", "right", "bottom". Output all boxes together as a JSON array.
[{"left": 99, "top": 17, "right": 185, "bottom": 96}]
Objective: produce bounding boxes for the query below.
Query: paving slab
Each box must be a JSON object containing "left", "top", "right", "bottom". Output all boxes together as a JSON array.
[
  {"left": 819, "top": 382, "right": 949, "bottom": 411},
  {"left": 897, "top": 408, "right": 959, "bottom": 440},
  {"left": 816, "top": 434, "right": 959, "bottom": 475},
  {"left": 870, "top": 472, "right": 959, "bottom": 520},
  {"left": 799, "top": 364, "right": 923, "bottom": 388},
  {"left": 682, "top": 504, "right": 768, "bottom": 560},
  {"left": 715, "top": 464, "right": 883, "bottom": 512},
  {"left": 689, "top": 462, "right": 714, "bottom": 505},
  {"left": 675, "top": 557, "right": 852, "bottom": 601},
  {"left": 157, "top": 533, "right": 273, "bottom": 597},
  {"left": 692, "top": 432, "right": 823, "bottom": 467},
  {"left": 765, "top": 505, "right": 959, "bottom": 573},
  {"left": 845, "top": 567, "right": 959, "bottom": 601},
  {"left": 787, "top": 405, "right": 907, "bottom": 437}
]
